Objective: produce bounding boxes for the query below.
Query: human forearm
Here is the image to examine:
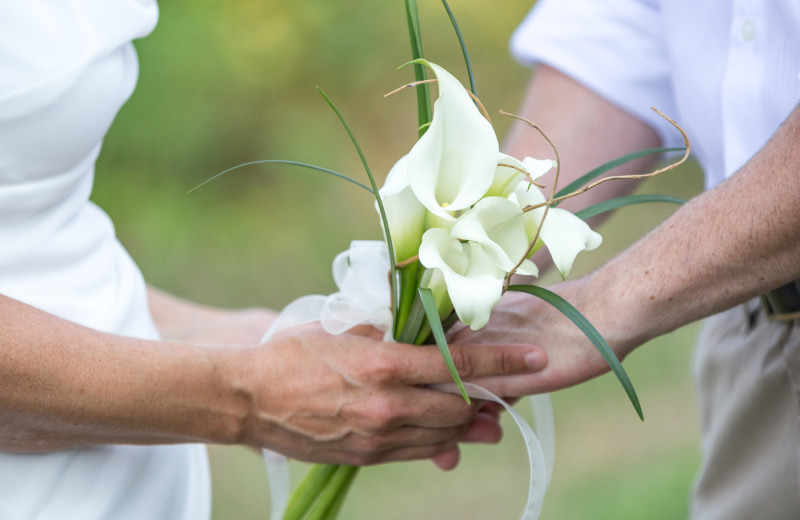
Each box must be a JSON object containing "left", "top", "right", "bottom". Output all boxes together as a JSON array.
[
  {"left": 452, "top": 83, "right": 800, "bottom": 399},
  {"left": 584, "top": 102, "right": 800, "bottom": 354},
  {"left": 0, "top": 293, "right": 545, "bottom": 462},
  {"left": 504, "top": 65, "right": 662, "bottom": 217},
  {"left": 0, "top": 293, "right": 243, "bottom": 451},
  {"left": 504, "top": 66, "right": 662, "bottom": 276}
]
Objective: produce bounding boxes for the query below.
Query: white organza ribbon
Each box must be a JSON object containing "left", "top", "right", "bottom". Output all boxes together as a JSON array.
[{"left": 260, "top": 240, "right": 554, "bottom": 520}]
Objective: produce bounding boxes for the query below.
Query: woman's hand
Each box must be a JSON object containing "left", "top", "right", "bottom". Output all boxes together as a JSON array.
[{"left": 210, "top": 323, "right": 546, "bottom": 466}]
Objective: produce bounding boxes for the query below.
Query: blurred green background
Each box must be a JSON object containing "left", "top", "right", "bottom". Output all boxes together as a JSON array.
[{"left": 93, "top": 1, "right": 705, "bottom": 518}]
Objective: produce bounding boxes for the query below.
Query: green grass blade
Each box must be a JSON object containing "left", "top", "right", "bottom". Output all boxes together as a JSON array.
[
  {"left": 419, "top": 287, "right": 470, "bottom": 404},
  {"left": 188, "top": 159, "right": 372, "bottom": 194},
  {"left": 441, "top": 0, "right": 476, "bottom": 96},
  {"left": 508, "top": 284, "right": 643, "bottom": 420},
  {"left": 575, "top": 194, "right": 686, "bottom": 221},
  {"left": 405, "top": 0, "right": 432, "bottom": 137},
  {"left": 282, "top": 464, "right": 338, "bottom": 520},
  {"left": 316, "top": 87, "right": 400, "bottom": 322},
  {"left": 553, "top": 147, "right": 685, "bottom": 203}
]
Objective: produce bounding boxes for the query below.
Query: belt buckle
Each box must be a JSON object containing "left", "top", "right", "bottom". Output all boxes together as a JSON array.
[{"left": 761, "top": 280, "right": 800, "bottom": 321}]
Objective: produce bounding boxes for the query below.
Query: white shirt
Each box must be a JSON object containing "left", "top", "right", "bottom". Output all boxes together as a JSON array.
[
  {"left": 511, "top": 0, "right": 800, "bottom": 190},
  {"left": 0, "top": 2, "right": 210, "bottom": 518}
]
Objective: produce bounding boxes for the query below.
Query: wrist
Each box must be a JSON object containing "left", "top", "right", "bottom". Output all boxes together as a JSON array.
[
  {"left": 199, "top": 346, "right": 259, "bottom": 446},
  {"left": 578, "top": 263, "right": 658, "bottom": 360}
]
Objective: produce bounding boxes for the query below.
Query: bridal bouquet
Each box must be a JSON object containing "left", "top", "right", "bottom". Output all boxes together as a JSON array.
[{"left": 197, "top": 1, "right": 688, "bottom": 518}]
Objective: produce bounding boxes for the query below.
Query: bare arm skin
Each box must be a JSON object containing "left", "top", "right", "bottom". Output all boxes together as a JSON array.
[
  {"left": 454, "top": 66, "right": 800, "bottom": 397},
  {"left": 147, "top": 285, "right": 277, "bottom": 346},
  {"left": 0, "top": 292, "right": 546, "bottom": 465},
  {"left": 504, "top": 66, "right": 662, "bottom": 219}
]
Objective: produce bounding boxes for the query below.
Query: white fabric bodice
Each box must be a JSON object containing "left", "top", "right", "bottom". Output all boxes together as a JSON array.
[{"left": 0, "top": 2, "right": 210, "bottom": 518}]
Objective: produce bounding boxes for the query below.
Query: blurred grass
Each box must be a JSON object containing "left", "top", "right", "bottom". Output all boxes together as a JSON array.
[{"left": 92, "top": 1, "right": 705, "bottom": 518}]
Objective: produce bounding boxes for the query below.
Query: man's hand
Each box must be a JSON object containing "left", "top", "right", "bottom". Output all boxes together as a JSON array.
[{"left": 448, "top": 279, "right": 627, "bottom": 399}]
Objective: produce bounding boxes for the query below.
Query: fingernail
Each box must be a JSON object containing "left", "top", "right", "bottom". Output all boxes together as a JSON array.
[{"left": 525, "top": 351, "right": 546, "bottom": 370}]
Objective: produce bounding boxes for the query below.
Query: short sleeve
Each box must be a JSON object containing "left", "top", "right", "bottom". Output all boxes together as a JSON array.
[{"left": 510, "top": 0, "right": 682, "bottom": 148}]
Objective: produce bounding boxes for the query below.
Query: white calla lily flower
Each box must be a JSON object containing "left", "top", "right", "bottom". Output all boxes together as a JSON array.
[
  {"left": 449, "top": 197, "right": 538, "bottom": 276},
  {"left": 486, "top": 153, "right": 530, "bottom": 198},
  {"left": 522, "top": 156, "right": 557, "bottom": 182},
  {"left": 406, "top": 60, "right": 499, "bottom": 221},
  {"left": 419, "top": 267, "right": 453, "bottom": 321},
  {"left": 512, "top": 183, "right": 602, "bottom": 279},
  {"left": 379, "top": 155, "right": 427, "bottom": 263},
  {"left": 419, "top": 228, "right": 505, "bottom": 330}
]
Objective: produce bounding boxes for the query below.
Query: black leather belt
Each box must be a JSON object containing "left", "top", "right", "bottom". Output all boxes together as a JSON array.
[{"left": 761, "top": 280, "right": 800, "bottom": 321}]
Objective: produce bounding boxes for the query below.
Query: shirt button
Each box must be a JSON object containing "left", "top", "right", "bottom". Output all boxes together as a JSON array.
[{"left": 741, "top": 19, "right": 756, "bottom": 42}]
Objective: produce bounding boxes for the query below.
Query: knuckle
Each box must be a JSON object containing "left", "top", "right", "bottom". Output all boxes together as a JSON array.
[
  {"left": 498, "top": 347, "right": 519, "bottom": 375},
  {"left": 363, "top": 397, "right": 403, "bottom": 430},
  {"left": 449, "top": 347, "right": 476, "bottom": 380},
  {"left": 360, "top": 352, "right": 399, "bottom": 384}
]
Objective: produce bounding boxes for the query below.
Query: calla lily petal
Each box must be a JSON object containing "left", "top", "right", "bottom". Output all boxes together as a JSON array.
[
  {"left": 379, "top": 155, "right": 426, "bottom": 262},
  {"left": 509, "top": 182, "right": 548, "bottom": 237},
  {"left": 522, "top": 157, "right": 557, "bottom": 182},
  {"left": 419, "top": 228, "right": 505, "bottom": 330},
  {"left": 419, "top": 267, "right": 453, "bottom": 321},
  {"left": 406, "top": 61, "right": 499, "bottom": 221},
  {"left": 487, "top": 153, "right": 529, "bottom": 198},
  {"left": 512, "top": 183, "right": 601, "bottom": 279},
  {"left": 449, "top": 197, "right": 538, "bottom": 276},
  {"left": 538, "top": 208, "right": 602, "bottom": 279}
]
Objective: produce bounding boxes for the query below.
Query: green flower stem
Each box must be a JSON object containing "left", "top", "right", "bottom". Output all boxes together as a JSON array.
[
  {"left": 413, "top": 320, "right": 432, "bottom": 346},
  {"left": 394, "top": 261, "right": 421, "bottom": 339},
  {"left": 405, "top": 0, "right": 432, "bottom": 137},
  {"left": 283, "top": 464, "right": 339, "bottom": 520},
  {"left": 305, "top": 466, "right": 360, "bottom": 520}
]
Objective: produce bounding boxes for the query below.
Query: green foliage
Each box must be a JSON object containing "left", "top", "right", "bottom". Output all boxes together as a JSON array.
[
  {"left": 509, "top": 285, "right": 643, "bottom": 421},
  {"left": 419, "top": 287, "right": 470, "bottom": 403},
  {"left": 575, "top": 194, "right": 685, "bottom": 221}
]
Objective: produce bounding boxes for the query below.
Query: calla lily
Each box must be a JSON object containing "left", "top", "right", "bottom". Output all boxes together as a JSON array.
[
  {"left": 487, "top": 153, "right": 555, "bottom": 199},
  {"left": 486, "top": 153, "right": 530, "bottom": 198},
  {"left": 418, "top": 228, "right": 505, "bottom": 330},
  {"left": 522, "top": 156, "right": 557, "bottom": 182},
  {"left": 511, "top": 182, "right": 602, "bottom": 279},
  {"left": 405, "top": 60, "right": 499, "bottom": 221},
  {"left": 379, "top": 155, "right": 427, "bottom": 263},
  {"left": 449, "top": 196, "right": 538, "bottom": 276},
  {"left": 419, "top": 267, "right": 453, "bottom": 322}
]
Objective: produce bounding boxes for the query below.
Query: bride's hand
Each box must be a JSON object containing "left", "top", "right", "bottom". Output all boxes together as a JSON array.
[{"left": 211, "top": 323, "right": 546, "bottom": 466}]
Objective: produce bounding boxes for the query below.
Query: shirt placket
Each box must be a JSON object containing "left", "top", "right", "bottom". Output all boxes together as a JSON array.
[{"left": 721, "top": 0, "right": 765, "bottom": 178}]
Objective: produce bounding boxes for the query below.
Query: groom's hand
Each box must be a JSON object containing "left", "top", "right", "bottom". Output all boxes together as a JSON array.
[
  {"left": 209, "top": 324, "right": 546, "bottom": 466},
  {"left": 448, "top": 278, "right": 631, "bottom": 398}
]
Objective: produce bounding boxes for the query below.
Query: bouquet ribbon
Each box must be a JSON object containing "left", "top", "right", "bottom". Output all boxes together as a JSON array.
[{"left": 261, "top": 240, "right": 555, "bottom": 520}]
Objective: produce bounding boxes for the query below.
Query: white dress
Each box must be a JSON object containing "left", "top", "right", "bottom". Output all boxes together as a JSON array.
[{"left": 0, "top": 1, "right": 211, "bottom": 518}]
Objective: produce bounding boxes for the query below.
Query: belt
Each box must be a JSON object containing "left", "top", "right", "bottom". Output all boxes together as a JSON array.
[{"left": 761, "top": 280, "right": 800, "bottom": 321}]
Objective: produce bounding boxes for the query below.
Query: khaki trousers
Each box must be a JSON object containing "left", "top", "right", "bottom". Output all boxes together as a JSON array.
[{"left": 692, "top": 300, "right": 800, "bottom": 519}]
